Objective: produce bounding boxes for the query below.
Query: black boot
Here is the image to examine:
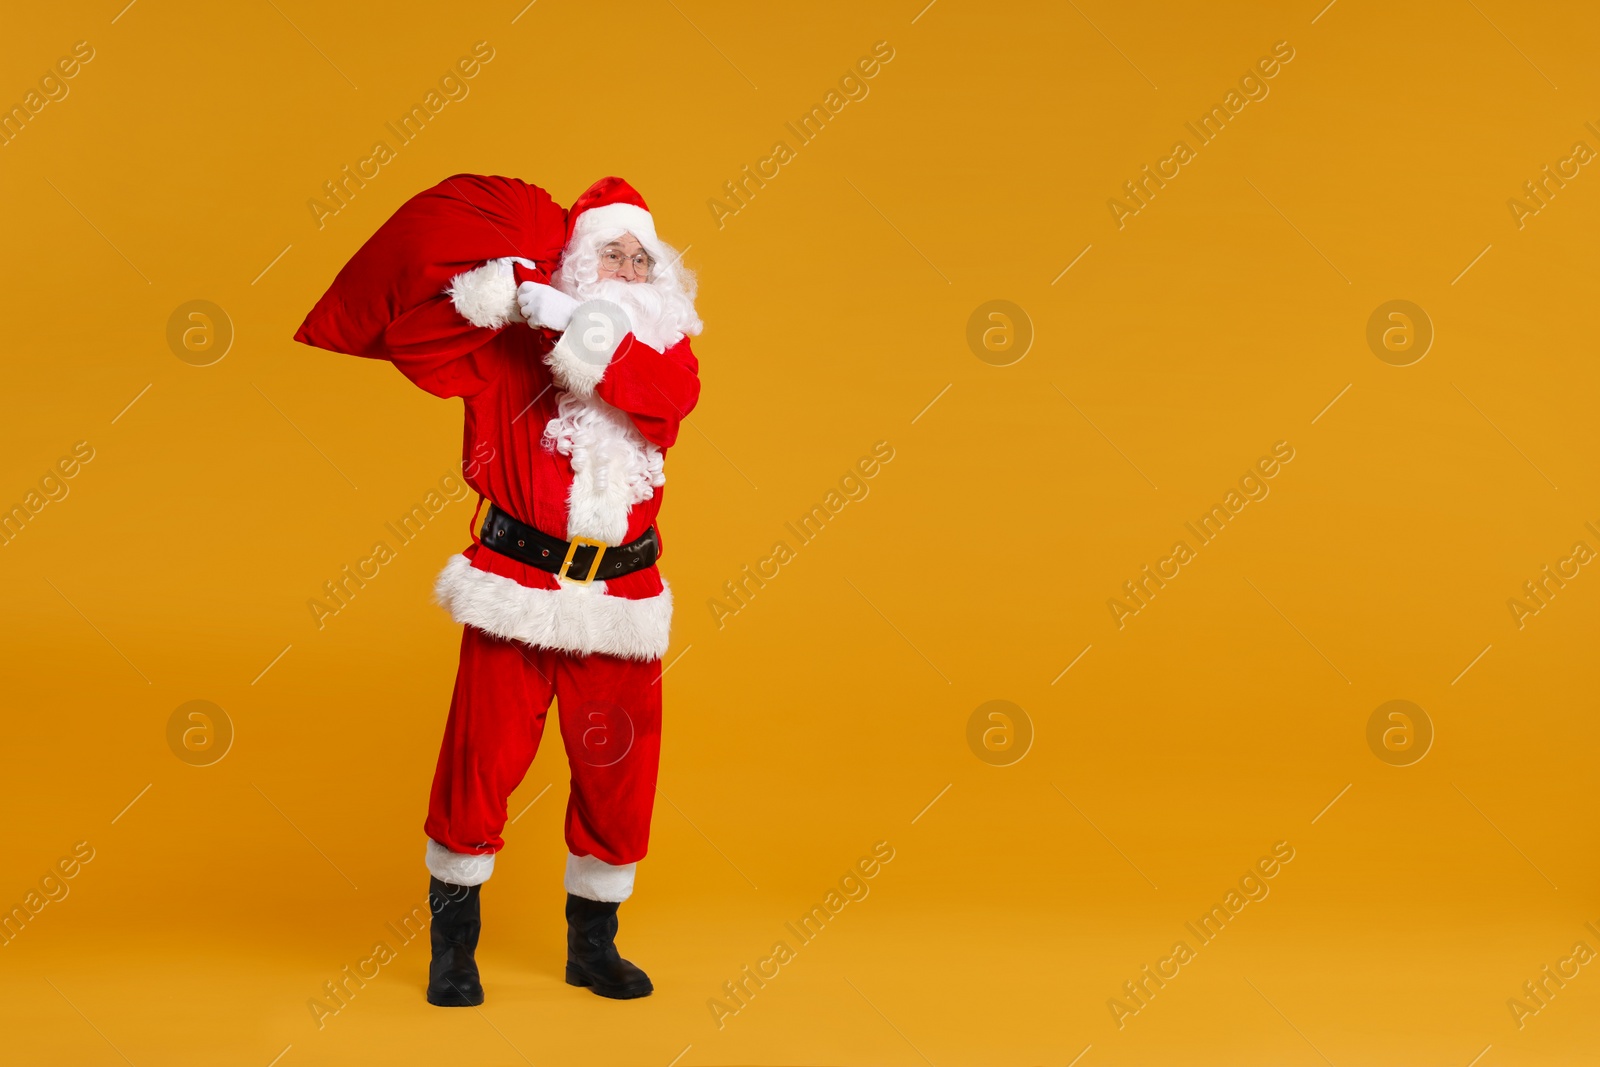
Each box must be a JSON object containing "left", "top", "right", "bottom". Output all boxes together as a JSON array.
[
  {"left": 427, "top": 876, "right": 484, "bottom": 1006},
  {"left": 565, "top": 893, "right": 653, "bottom": 999}
]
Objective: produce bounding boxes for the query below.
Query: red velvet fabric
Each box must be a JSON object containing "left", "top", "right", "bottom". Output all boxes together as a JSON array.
[
  {"left": 386, "top": 320, "right": 698, "bottom": 601},
  {"left": 424, "top": 626, "right": 662, "bottom": 865},
  {"left": 293, "top": 172, "right": 567, "bottom": 361}
]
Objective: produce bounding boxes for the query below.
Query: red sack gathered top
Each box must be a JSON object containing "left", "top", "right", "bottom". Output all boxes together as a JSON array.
[{"left": 293, "top": 172, "right": 568, "bottom": 359}]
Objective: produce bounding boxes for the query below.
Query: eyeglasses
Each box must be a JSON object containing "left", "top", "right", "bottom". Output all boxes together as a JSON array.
[{"left": 600, "top": 248, "right": 653, "bottom": 276}]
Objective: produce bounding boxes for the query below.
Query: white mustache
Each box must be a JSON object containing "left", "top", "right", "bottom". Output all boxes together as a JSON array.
[{"left": 579, "top": 277, "right": 681, "bottom": 349}]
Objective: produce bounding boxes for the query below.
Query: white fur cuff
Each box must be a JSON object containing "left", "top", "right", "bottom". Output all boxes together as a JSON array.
[
  {"left": 426, "top": 838, "right": 496, "bottom": 886},
  {"left": 433, "top": 553, "right": 673, "bottom": 661},
  {"left": 448, "top": 257, "right": 538, "bottom": 329},
  {"left": 565, "top": 852, "right": 637, "bottom": 902},
  {"left": 545, "top": 300, "right": 632, "bottom": 397}
]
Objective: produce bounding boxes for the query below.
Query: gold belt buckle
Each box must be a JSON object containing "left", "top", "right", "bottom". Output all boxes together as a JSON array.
[{"left": 559, "top": 536, "right": 608, "bottom": 584}]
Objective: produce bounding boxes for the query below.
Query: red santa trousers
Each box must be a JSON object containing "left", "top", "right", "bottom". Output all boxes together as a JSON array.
[{"left": 423, "top": 624, "right": 662, "bottom": 902}]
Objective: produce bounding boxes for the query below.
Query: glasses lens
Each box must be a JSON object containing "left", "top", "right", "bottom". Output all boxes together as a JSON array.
[{"left": 600, "top": 250, "right": 651, "bottom": 275}]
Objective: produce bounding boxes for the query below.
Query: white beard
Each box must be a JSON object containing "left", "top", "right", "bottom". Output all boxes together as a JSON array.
[
  {"left": 572, "top": 276, "right": 692, "bottom": 352},
  {"left": 541, "top": 390, "right": 664, "bottom": 546},
  {"left": 540, "top": 278, "right": 670, "bottom": 545},
  {"left": 542, "top": 262, "right": 696, "bottom": 546}
]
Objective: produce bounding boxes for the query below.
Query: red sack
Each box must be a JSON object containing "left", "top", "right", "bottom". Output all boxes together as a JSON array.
[{"left": 293, "top": 173, "right": 568, "bottom": 360}]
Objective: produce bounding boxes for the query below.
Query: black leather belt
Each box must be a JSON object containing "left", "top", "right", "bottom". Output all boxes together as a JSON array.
[{"left": 479, "top": 502, "right": 658, "bottom": 584}]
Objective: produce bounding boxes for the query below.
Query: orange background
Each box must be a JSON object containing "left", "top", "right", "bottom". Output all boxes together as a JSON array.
[{"left": 2, "top": 1, "right": 1598, "bottom": 1064}]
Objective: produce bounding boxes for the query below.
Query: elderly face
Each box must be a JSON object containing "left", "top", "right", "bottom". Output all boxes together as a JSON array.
[{"left": 597, "top": 233, "right": 652, "bottom": 283}]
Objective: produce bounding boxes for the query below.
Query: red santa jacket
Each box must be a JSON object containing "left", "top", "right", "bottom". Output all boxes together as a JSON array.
[{"left": 294, "top": 175, "right": 700, "bottom": 661}]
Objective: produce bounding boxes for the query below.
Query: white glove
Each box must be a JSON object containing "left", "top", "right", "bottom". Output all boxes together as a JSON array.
[{"left": 517, "top": 282, "right": 580, "bottom": 331}]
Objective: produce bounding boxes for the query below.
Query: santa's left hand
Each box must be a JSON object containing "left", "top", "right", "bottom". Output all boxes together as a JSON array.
[{"left": 517, "top": 282, "right": 580, "bottom": 331}]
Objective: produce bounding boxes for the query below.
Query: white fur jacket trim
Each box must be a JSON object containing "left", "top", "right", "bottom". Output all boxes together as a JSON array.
[{"left": 433, "top": 553, "right": 672, "bottom": 661}]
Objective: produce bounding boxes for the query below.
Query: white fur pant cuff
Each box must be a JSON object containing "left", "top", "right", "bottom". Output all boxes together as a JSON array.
[
  {"left": 565, "top": 852, "right": 636, "bottom": 902},
  {"left": 426, "top": 838, "right": 496, "bottom": 886}
]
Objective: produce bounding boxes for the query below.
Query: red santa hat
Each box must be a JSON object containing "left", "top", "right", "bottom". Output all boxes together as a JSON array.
[{"left": 566, "top": 177, "right": 666, "bottom": 261}]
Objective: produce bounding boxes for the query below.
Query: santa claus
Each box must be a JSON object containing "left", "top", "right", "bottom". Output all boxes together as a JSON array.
[{"left": 294, "top": 175, "right": 702, "bottom": 1006}]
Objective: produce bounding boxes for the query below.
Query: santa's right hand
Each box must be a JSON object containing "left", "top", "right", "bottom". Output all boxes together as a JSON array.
[{"left": 517, "top": 282, "right": 580, "bottom": 331}]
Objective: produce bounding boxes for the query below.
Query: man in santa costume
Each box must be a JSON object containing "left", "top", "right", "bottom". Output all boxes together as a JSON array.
[{"left": 295, "top": 175, "right": 702, "bottom": 1006}]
